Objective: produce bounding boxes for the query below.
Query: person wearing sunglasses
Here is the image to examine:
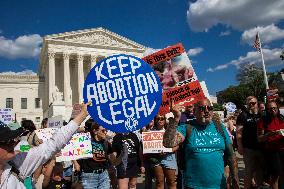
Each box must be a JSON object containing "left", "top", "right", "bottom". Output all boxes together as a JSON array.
[
  {"left": 163, "top": 98, "right": 239, "bottom": 189},
  {"left": 0, "top": 102, "right": 91, "bottom": 189},
  {"left": 257, "top": 100, "right": 284, "bottom": 189},
  {"left": 236, "top": 96, "right": 265, "bottom": 189},
  {"left": 74, "top": 119, "right": 113, "bottom": 189}
]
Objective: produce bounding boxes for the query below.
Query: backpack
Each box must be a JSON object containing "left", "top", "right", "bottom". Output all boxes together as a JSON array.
[{"left": 183, "top": 121, "right": 229, "bottom": 167}]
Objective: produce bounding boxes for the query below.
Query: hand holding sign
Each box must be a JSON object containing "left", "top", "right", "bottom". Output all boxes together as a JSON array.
[{"left": 170, "top": 100, "right": 184, "bottom": 122}]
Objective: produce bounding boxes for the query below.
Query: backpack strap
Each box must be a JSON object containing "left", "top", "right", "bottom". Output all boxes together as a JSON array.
[
  {"left": 8, "top": 161, "right": 24, "bottom": 183},
  {"left": 185, "top": 123, "right": 193, "bottom": 144}
]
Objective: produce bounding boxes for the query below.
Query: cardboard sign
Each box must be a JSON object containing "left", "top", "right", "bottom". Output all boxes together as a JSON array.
[
  {"left": 0, "top": 108, "right": 13, "bottom": 125},
  {"left": 47, "top": 115, "right": 63, "bottom": 128},
  {"left": 56, "top": 132, "right": 93, "bottom": 162},
  {"left": 142, "top": 131, "right": 172, "bottom": 153},
  {"left": 83, "top": 54, "right": 162, "bottom": 133},
  {"left": 35, "top": 128, "right": 58, "bottom": 142},
  {"left": 143, "top": 44, "right": 205, "bottom": 114},
  {"left": 159, "top": 80, "right": 205, "bottom": 114}
]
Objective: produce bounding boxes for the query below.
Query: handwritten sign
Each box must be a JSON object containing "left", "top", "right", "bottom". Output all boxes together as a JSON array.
[
  {"left": 83, "top": 54, "right": 162, "bottom": 133},
  {"left": 0, "top": 108, "right": 13, "bottom": 125},
  {"left": 142, "top": 131, "right": 172, "bottom": 153},
  {"left": 48, "top": 115, "right": 63, "bottom": 128},
  {"left": 35, "top": 128, "right": 58, "bottom": 142},
  {"left": 56, "top": 132, "right": 93, "bottom": 162}
]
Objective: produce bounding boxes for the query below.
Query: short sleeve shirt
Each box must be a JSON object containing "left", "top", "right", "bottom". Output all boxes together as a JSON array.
[
  {"left": 236, "top": 111, "right": 261, "bottom": 149},
  {"left": 177, "top": 121, "right": 231, "bottom": 189}
]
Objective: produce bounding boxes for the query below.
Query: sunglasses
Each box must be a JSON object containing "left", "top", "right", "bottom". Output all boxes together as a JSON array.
[
  {"left": 249, "top": 101, "right": 257, "bottom": 106},
  {"left": 156, "top": 117, "right": 165, "bottom": 121},
  {"left": 198, "top": 105, "right": 213, "bottom": 112},
  {"left": 268, "top": 107, "right": 277, "bottom": 111}
]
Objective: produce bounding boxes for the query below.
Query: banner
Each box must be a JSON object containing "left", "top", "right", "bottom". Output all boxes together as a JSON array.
[
  {"left": 142, "top": 131, "right": 172, "bottom": 153},
  {"left": 35, "top": 128, "right": 58, "bottom": 142},
  {"left": 56, "top": 132, "right": 93, "bottom": 162},
  {"left": 225, "top": 102, "right": 237, "bottom": 114},
  {"left": 0, "top": 108, "right": 13, "bottom": 125},
  {"left": 143, "top": 43, "right": 205, "bottom": 114},
  {"left": 47, "top": 115, "right": 63, "bottom": 128},
  {"left": 83, "top": 54, "right": 162, "bottom": 133}
]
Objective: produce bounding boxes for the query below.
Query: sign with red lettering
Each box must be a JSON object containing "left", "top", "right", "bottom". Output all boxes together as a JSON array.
[{"left": 142, "top": 131, "right": 172, "bottom": 154}]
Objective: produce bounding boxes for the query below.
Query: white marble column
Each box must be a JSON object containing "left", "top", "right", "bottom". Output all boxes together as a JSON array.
[
  {"left": 63, "top": 53, "right": 72, "bottom": 106},
  {"left": 77, "top": 54, "right": 84, "bottom": 103},
  {"left": 90, "top": 54, "right": 97, "bottom": 70},
  {"left": 48, "top": 51, "right": 55, "bottom": 104}
]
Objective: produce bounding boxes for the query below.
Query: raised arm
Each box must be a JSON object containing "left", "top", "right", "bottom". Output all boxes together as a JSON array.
[
  {"left": 163, "top": 102, "right": 185, "bottom": 148},
  {"left": 17, "top": 102, "right": 91, "bottom": 179}
]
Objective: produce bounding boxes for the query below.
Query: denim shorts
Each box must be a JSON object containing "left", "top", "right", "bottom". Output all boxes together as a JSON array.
[
  {"left": 154, "top": 153, "right": 177, "bottom": 170},
  {"left": 81, "top": 170, "right": 110, "bottom": 189}
]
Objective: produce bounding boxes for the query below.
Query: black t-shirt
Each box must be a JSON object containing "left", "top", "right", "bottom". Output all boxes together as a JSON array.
[
  {"left": 112, "top": 133, "right": 140, "bottom": 163},
  {"left": 78, "top": 139, "right": 112, "bottom": 172},
  {"left": 44, "top": 179, "right": 71, "bottom": 189},
  {"left": 236, "top": 110, "right": 262, "bottom": 149}
]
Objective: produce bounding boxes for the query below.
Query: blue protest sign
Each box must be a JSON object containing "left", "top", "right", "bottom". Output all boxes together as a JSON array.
[
  {"left": 83, "top": 54, "right": 162, "bottom": 133},
  {"left": 225, "top": 102, "right": 237, "bottom": 114}
]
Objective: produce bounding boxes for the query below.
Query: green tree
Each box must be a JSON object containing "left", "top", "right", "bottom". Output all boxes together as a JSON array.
[{"left": 236, "top": 64, "right": 266, "bottom": 101}]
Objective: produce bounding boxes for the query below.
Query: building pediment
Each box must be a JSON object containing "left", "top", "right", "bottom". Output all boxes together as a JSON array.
[{"left": 44, "top": 27, "right": 146, "bottom": 50}]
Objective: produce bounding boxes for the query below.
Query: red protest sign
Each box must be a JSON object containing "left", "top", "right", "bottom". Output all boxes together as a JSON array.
[{"left": 159, "top": 80, "right": 205, "bottom": 114}]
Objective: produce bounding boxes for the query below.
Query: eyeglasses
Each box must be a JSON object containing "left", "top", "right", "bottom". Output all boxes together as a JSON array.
[
  {"left": 198, "top": 105, "right": 213, "bottom": 112},
  {"left": 249, "top": 101, "right": 257, "bottom": 106},
  {"left": 268, "top": 107, "right": 277, "bottom": 111}
]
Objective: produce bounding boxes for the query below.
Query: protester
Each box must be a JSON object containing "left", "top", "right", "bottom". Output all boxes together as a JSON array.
[
  {"left": 42, "top": 158, "right": 72, "bottom": 189},
  {"left": 0, "top": 102, "right": 90, "bottom": 188},
  {"left": 142, "top": 119, "right": 155, "bottom": 189},
  {"left": 163, "top": 98, "right": 239, "bottom": 189},
  {"left": 236, "top": 96, "right": 265, "bottom": 188},
  {"left": 259, "top": 101, "right": 266, "bottom": 116},
  {"left": 74, "top": 119, "right": 113, "bottom": 189},
  {"left": 148, "top": 114, "right": 177, "bottom": 189},
  {"left": 112, "top": 131, "right": 144, "bottom": 189},
  {"left": 257, "top": 100, "right": 284, "bottom": 189},
  {"left": 41, "top": 118, "right": 48, "bottom": 129}
]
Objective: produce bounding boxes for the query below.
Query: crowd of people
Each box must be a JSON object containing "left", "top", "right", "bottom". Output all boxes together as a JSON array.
[{"left": 0, "top": 96, "right": 284, "bottom": 189}]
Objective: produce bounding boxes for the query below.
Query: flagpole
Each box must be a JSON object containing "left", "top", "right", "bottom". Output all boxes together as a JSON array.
[{"left": 258, "top": 32, "right": 269, "bottom": 90}]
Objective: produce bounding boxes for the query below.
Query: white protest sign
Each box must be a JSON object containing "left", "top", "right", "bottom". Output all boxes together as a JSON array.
[
  {"left": 56, "top": 132, "right": 93, "bottom": 162},
  {"left": 47, "top": 115, "right": 63, "bottom": 128},
  {"left": 35, "top": 128, "right": 58, "bottom": 142},
  {"left": 0, "top": 108, "right": 13, "bottom": 125},
  {"left": 142, "top": 131, "right": 172, "bottom": 154},
  {"left": 225, "top": 102, "right": 237, "bottom": 114}
]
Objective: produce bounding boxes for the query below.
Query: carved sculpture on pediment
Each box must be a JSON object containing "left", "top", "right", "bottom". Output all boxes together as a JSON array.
[
  {"left": 52, "top": 86, "right": 64, "bottom": 103},
  {"left": 63, "top": 33, "right": 134, "bottom": 48}
]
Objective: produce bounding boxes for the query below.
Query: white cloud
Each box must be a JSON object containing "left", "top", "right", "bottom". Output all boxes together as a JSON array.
[
  {"left": 207, "top": 48, "right": 283, "bottom": 72},
  {"left": 142, "top": 48, "right": 161, "bottom": 57},
  {"left": 187, "top": 0, "right": 284, "bottom": 32},
  {"left": 219, "top": 30, "right": 231, "bottom": 36},
  {"left": 0, "top": 34, "right": 42, "bottom": 59},
  {"left": 187, "top": 47, "right": 204, "bottom": 56},
  {"left": 0, "top": 69, "right": 37, "bottom": 75},
  {"left": 241, "top": 24, "right": 284, "bottom": 44}
]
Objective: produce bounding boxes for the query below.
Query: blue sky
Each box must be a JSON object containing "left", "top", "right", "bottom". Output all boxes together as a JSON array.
[{"left": 0, "top": 0, "right": 283, "bottom": 95}]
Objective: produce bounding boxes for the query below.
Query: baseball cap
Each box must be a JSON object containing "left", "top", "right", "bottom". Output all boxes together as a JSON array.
[{"left": 0, "top": 120, "right": 26, "bottom": 143}]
